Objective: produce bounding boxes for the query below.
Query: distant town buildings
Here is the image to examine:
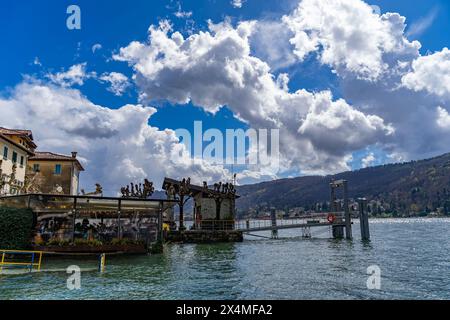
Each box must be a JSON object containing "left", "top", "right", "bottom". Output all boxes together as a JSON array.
[
  {"left": 0, "top": 127, "right": 83, "bottom": 196},
  {"left": 240, "top": 198, "right": 406, "bottom": 219}
]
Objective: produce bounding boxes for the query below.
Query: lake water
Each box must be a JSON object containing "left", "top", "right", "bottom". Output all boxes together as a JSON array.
[{"left": 1, "top": 218, "right": 449, "bottom": 300}]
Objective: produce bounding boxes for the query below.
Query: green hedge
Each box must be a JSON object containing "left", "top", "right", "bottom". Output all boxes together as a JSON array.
[{"left": 0, "top": 207, "right": 34, "bottom": 250}]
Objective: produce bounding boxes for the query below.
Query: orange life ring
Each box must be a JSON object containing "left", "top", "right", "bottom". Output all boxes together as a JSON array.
[{"left": 327, "top": 214, "right": 336, "bottom": 223}]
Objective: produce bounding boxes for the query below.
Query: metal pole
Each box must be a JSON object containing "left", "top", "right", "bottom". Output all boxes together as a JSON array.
[
  {"left": 37, "top": 252, "right": 43, "bottom": 271},
  {"left": 118, "top": 199, "right": 122, "bottom": 240},
  {"left": 343, "top": 180, "right": 352, "bottom": 240},
  {"left": 30, "top": 252, "right": 35, "bottom": 273},
  {"left": 179, "top": 195, "right": 184, "bottom": 231},
  {"left": 158, "top": 202, "right": 164, "bottom": 242},
  {"left": 72, "top": 197, "right": 77, "bottom": 244},
  {"left": 1, "top": 252, "right": 5, "bottom": 273},
  {"left": 99, "top": 254, "right": 106, "bottom": 273}
]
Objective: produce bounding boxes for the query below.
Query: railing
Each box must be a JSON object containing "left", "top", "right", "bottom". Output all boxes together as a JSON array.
[
  {"left": 193, "top": 220, "right": 236, "bottom": 231},
  {"left": 183, "top": 212, "right": 346, "bottom": 232},
  {"left": 0, "top": 249, "right": 43, "bottom": 273},
  {"left": 236, "top": 212, "right": 346, "bottom": 231}
]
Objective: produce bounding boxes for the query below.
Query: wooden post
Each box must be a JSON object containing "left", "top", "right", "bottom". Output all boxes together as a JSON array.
[
  {"left": 343, "top": 180, "right": 352, "bottom": 240},
  {"left": 358, "top": 198, "right": 370, "bottom": 241}
]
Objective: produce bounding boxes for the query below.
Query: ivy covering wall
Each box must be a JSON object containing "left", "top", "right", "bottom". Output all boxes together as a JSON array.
[{"left": 0, "top": 207, "right": 34, "bottom": 249}]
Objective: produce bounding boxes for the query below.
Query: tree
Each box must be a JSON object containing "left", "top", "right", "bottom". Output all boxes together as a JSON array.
[{"left": 161, "top": 178, "right": 193, "bottom": 231}]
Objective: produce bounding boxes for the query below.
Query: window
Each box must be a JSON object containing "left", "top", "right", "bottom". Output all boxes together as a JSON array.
[
  {"left": 33, "top": 164, "right": 40, "bottom": 172},
  {"left": 54, "top": 164, "right": 62, "bottom": 175},
  {"left": 3, "top": 146, "right": 8, "bottom": 159},
  {"left": 20, "top": 156, "right": 24, "bottom": 167},
  {"left": 12, "top": 151, "right": 18, "bottom": 163}
]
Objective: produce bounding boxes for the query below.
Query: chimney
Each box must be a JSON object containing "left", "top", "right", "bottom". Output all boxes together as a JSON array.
[{"left": 71, "top": 152, "right": 78, "bottom": 158}]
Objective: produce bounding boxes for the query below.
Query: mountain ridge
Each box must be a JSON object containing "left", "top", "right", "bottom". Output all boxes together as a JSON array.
[{"left": 235, "top": 152, "right": 450, "bottom": 216}]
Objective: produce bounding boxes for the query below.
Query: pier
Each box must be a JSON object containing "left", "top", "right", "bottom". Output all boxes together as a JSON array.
[
  {"left": 237, "top": 179, "right": 369, "bottom": 241},
  {"left": 236, "top": 216, "right": 346, "bottom": 233},
  {"left": 166, "top": 178, "right": 371, "bottom": 243}
]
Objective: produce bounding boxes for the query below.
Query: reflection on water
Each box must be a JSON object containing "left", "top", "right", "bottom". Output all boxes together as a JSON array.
[{"left": 1, "top": 218, "right": 449, "bottom": 300}]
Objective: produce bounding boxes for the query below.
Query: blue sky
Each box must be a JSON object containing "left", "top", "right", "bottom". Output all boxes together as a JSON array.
[{"left": 1, "top": 0, "right": 450, "bottom": 188}]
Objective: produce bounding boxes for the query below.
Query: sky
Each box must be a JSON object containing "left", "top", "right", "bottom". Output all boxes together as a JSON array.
[{"left": 1, "top": 0, "right": 450, "bottom": 194}]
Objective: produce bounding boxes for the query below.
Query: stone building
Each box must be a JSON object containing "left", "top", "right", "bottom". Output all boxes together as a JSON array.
[
  {"left": 28, "top": 151, "right": 84, "bottom": 195},
  {"left": 194, "top": 191, "right": 236, "bottom": 222},
  {"left": 0, "top": 128, "right": 36, "bottom": 195},
  {"left": 162, "top": 177, "right": 239, "bottom": 230}
]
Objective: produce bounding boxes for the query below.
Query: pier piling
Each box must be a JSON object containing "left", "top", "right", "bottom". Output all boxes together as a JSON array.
[
  {"left": 332, "top": 225, "right": 345, "bottom": 239},
  {"left": 358, "top": 198, "right": 370, "bottom": 241},
  {"left": 270, "top": 208, "right": 278, "bottom": 239},
  {"left": 330, "top": 179, "right": 352, "bottom": 239},
  {"left": 343, "top": 180, "right": 352, "bottom": 240}
]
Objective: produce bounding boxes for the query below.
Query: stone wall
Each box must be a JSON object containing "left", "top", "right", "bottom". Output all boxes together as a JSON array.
[
  {"left": 197, "top": 197, "right": 235, "bottom": 220},
  {"left": 167, "top": 230, "right": 243, "bottom": 243}
]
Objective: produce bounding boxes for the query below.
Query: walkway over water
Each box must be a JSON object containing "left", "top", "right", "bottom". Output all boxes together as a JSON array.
[
  {"left": 235, "top": 213, "right": 346, "bottom": 233},
  {"left": 195, "top": 213, "right": 348, "bottom": 236},
  {"left": 237, "top": 221, "right": 345, "bottom": 233}
]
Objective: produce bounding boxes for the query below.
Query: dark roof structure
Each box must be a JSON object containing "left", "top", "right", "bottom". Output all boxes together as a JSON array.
[
  {"left": 0, "top": 127, "right": 37, "bottom": 149},
  {"left": 162, "top": 177, "right": 239, "bottom": 199}
]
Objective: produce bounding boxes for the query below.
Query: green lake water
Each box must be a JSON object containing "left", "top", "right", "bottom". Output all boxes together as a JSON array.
[{"left": 1, "top": 218, "right": 449, "bottom": 300}]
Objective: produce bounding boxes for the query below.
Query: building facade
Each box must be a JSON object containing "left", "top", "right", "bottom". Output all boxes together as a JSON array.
[
  {"left": 27, "top": 152, "right": 84, "bottom": 195},
  {"left": 162, "top": 177, "right": 238, "bottom": 230},
  {"left": 0, "top": 128, "right": 36, "bottom": 195}
]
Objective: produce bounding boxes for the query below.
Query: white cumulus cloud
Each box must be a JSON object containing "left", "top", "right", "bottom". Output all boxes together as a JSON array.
[
  {"left": 0, "top": 80, "right": 232, "bottom": 194},
  {"left": 12, "top": 0, "right": 450, "bottom": 186},
  {"left": 436, "top": 106, "right": 450, "bottom": 130},
  {"left": 231, "top": 0, "right": 245, "bottom": 9},
  {"left": 114, "top": 19, "right": 394, "bottom": 175},
  {"left": 99, "top": 72, "right": 131, "bottom": 96},
  {"left": 361, "top": 152, "right": 376, "bottom": 168},
  {"left": 402, "top": 48, "right": 450, "bottom": 98},
  {"left": 47, "top": 63, "right": 94, "bottom": 87},
  {"left": 282, "top": 0, "right": 421, "bottom": 80}
]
